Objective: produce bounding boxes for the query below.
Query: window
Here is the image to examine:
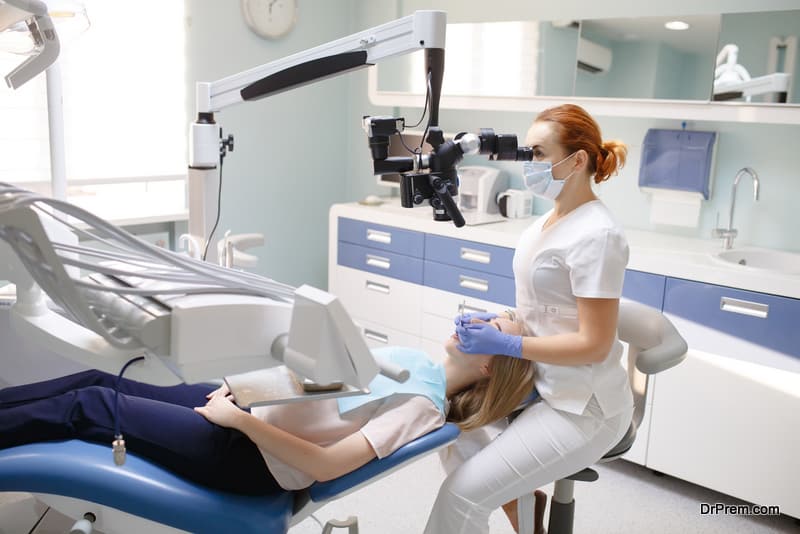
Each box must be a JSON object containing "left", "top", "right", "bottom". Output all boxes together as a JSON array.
[
  {"left": 0, "top": 0, "right": 187, "bottom": 221},
  {"left": 408, "top": 21, "right": 540, "bottom": 98}
]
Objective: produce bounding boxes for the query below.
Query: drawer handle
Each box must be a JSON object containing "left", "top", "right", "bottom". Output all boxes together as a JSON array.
[
  {"left": 364, "top": 329, "right": 389, "bottom": 344},
  {"left": 458, "top": 302, "right": 488, "bottom": 315},
  {"left": 460, "top": 247, "right": 491, "bottom": 264},
  {"left": 366, "top": 254, "right": 391, "bottom": 270},
  {"left": 459, "top": 275, "right": 489, "bottom": 293},
  {"left": 365, "top": 280, "right": 390, "bottom": 294},
  {"left": 366, "top": 229, "right": 392, "bottom": 244},
  {"left": 720, "top": 296, "right": 769, "bottom": 319}
]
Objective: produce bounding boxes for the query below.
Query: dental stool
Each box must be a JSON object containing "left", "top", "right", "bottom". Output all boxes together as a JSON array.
[{"left": 516, "top": 300, "right": 688, "bottom": 534}]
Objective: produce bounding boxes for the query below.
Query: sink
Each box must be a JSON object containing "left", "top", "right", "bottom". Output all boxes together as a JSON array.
[{"left": 711, "top": 247, "right": 800, "bottom": 275}]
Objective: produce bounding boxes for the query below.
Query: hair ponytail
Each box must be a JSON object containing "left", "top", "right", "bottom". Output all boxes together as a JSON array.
[
  {"left": 594, "top": 140, "right": 627, "bottom": 184},
  {"left": 531, "top": 104, "right": 628, "bottom": 184}
]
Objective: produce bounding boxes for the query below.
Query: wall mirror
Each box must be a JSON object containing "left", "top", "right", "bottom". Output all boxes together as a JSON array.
[
  {"left": 374, "top": 19, "right": 580, "bottom": 98},
  {"left": 574, "top": 15, "right": 720, "bottom": 101},
  {"left": 714, "top": 10, "right": 799, "bottom": 104},
  {"left": 368, "top": 10, "right": 800, "bottom": 124}
]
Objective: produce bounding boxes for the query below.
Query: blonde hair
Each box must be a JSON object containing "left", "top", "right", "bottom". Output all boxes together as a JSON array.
[
  {"left": 532, "top": 104, "right": 628, "bottom": 184},
  {"left": 446, "top": 318, "right": 536, "bottom": 432}
]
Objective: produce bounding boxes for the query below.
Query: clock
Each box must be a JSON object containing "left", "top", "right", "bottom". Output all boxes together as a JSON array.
[{"left": 241, "top": 0, "right": 297, "bottom": 39}]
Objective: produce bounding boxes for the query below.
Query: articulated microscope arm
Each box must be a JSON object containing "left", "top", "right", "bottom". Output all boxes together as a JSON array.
[{"left": 187, "top": 10, "right": 447, "bottom": 259}]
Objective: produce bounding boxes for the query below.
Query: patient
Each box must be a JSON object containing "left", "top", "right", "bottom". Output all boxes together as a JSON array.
[{"left": 0, "top": 316, "right": 534, "bottom": 496}]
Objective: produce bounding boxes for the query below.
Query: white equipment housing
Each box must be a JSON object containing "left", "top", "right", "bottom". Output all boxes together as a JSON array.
[{"left": 577, "top": 37, "right": 613, "bottom": 74}]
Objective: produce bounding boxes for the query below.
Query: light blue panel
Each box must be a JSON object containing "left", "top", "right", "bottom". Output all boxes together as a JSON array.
[
  {"left": 338, "top": 218, "right": 425, "bottom": 257},
  {"left": 539, "top": 22, "right": 579, "bottom": 96},
  {"left": 425, "top": 234, "right": 514, "bottom": 278},
  {"left": 622, "top": 269, "right": 666, "bottom": 309},
  {"left": 663, "top": 277, "right": 800, "bottom": 359},
  {"left": 424, "top": 260, "right": 515, "bottom": 306},
  {"left": 338, "top": 242, "right": 424, "bottom": 284}
]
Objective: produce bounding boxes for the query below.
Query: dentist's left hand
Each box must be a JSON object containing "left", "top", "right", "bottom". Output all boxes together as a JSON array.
[
  {"left": 456, "top": 322, "right": 523, "bottom": 358},
  {"left": 195, "top": 395, "right": 245, "bottom": 429}
]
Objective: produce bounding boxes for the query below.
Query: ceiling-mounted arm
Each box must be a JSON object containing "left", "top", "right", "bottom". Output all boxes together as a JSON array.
[
  {"left": 187, "top": 11, "right": 446, "bottom": 259},
  {"left": 194, "top": 10, "right": 445, "bottom": 115},
  {"left": 1, "top": 0, "right": 60, "bottom": 89}
]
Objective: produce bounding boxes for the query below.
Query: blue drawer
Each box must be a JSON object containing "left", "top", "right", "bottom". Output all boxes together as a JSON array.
[
  {"left": 338, "top": 218, "right": 424, "bottom": 258},
  {"left": 425, "top": 234, "right": 514, "bottom": 278},
  {"left": 622, "top": 270, "right": 666, "bottom": 309},
  {"left": 338, "top": 242, "right": 423, "bottom": 285},
  {"left": 424, "top": 260, "right": 515, "bottom": 306},
  {"left": 663, "top": 278, "right": 800, "bottom": 359}
]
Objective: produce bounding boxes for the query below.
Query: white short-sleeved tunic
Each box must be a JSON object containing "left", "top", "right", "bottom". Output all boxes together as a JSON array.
[{"left": 512, "top": 199, "right": 633, "bottom": 417}]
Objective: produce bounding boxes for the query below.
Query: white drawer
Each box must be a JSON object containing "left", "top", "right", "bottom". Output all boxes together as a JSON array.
[
  {"left": 353, "top": 317, "right": 420, "bottom": 350},
  {"left": 332, "top": 265, "right": 422, "bottom": 336},
  {"left": 422, "top": 286, "right": 507, "bottom": 320},
  {"left": 421, "top": 312, "right": 456, "bottom": 348}
]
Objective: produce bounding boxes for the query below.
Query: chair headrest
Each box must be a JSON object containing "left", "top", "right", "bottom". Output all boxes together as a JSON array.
[{"left": 618, "top": 300, "right": 688, "bottom": 375}]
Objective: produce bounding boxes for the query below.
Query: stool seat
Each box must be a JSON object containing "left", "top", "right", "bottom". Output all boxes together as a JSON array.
[{"left": 602, "top": 421, "right": 637, "bottom": 459}]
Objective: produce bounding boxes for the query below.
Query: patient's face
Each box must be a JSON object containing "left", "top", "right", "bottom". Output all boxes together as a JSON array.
[{"left": 444, "top": 316, "right": 521, "bottom": 364}]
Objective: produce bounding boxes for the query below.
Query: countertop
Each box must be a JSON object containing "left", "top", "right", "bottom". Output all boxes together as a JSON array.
[{"left": 331, "top": 199, "right": 800, "bottom": 300}]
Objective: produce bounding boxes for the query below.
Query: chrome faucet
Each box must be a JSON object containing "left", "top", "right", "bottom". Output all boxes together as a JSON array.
[{"left": 711, "top": 167, "right": 760, "bottom": 250}]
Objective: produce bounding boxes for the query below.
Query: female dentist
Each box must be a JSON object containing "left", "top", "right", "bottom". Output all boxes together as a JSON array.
[{"left": 425, "top": 104, "right": 635, "bottom": 533}]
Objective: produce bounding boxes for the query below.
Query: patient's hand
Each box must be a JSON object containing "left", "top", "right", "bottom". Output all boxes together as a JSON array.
[
  {"left": 195, "top": 395, "right": 245, "bottom": 429},
  {"left": 206, "top": 382, "right": 231, "bottom": 401}
]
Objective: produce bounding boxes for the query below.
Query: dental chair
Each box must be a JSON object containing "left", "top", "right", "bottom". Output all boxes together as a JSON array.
[
  {"left": 515, "top": 299, "right": 688, "bottom": 534},
  {"left": 0, "top": 423, "right": 460, "bottom": 533}
]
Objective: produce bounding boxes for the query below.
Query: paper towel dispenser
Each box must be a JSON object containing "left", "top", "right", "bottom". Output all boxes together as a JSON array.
[{"left": 638, "top": 129, "right": 717, "bottom": 199}]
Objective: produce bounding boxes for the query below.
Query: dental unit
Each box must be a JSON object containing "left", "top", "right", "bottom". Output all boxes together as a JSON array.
[
  {"left": 0, "top": 8, "right": 462, "bottom": 533},
  {"left": 0, "top": 5, "right": 570, "bottom": 532}
]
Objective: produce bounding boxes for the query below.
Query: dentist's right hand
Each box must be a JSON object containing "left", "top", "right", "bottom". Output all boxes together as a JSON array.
[
  {"left": 453, "top": 311, "right": 498, "bottom": 327},
  {"left": 456, "top": 321, "right": 523, "bottom": 358}
]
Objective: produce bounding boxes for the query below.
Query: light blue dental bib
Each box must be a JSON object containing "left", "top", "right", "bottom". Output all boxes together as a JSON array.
[{"left": 337, "top": 347, "right": 447, "bottom": 416}]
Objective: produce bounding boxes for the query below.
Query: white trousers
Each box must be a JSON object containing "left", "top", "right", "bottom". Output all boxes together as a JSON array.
[{"left": 424, "top": 396, "right": 633, "bottom": 534}]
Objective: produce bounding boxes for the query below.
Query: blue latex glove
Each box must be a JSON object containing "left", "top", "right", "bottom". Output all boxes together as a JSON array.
[
  {"left": 453, "top": 311, "right": 498, "bottom": 327},
  {"left": 456, "top": 322, "right": 523, "bottom": 358}
]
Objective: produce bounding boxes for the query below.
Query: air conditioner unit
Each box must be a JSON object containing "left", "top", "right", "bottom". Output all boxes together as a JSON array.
[{"left": 577, "top": 37, "right": 612, "bottom": 74}]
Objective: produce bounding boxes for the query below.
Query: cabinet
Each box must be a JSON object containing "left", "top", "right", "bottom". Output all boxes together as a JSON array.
[
  {"left": 647, "top": 278, "right": 800, "bottom": 518},
  {"left": 330, "top": 216, "right": 510, "bottom": 362},
  {"left": 328, "top": 205, "right": 800, "bottom": 519}
]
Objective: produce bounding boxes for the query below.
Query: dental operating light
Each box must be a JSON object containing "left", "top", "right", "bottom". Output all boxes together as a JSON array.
[{"left": 0, "top": 0, "right": 59, "bottom": 88}]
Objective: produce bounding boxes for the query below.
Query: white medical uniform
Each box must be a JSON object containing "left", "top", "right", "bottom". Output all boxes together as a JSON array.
[{"left": 426, "top": 199, "right": 634, "bottom": 534}]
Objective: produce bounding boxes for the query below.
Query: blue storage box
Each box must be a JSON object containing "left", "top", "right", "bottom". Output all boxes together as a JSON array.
[{"left": 638, "top": 129, "right": 717, "bottom": 199}]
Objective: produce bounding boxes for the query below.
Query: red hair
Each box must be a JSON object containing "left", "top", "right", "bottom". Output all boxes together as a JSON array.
[{"left": 534, "top": 104, "right": 627, "bottom": 184}]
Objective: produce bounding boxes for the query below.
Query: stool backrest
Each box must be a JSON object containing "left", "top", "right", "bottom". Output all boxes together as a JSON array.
[{"left": 617, "top": 300, "right": 688, "bottom": 431}]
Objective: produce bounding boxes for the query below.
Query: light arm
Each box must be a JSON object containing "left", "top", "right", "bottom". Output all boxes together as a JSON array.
[{"left": 1, "top": 0, "right": 60, "bottom": 89}]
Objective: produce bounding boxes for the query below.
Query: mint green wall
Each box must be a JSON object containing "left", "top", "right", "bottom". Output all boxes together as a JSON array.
[{"left": 184, "top": 1, "right": 355, "bottom": 288}]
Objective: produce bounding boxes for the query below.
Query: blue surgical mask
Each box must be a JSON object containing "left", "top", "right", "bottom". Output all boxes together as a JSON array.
[{"left": 522, "top": 152, "right": 577, "bottom": 200}]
